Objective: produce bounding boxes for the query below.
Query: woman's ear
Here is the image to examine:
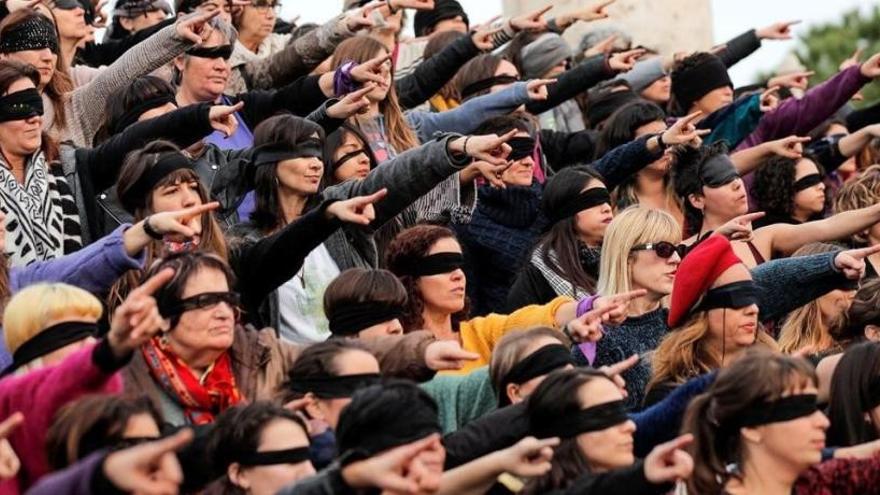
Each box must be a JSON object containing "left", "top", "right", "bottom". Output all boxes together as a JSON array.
[
  {"left": 505, "top": 383, "right": 521, "bottom": 405},
  {"left": 688, "top": 193, "right": 705, "bottom": 211},
  {"left": 740, "top": 426, "right": 762, "bottom": 445},
  {"left": 228, "top": 462, "right": 250, "bottom": 490},
  {"left": 303, "top": 392, "right": 325, "bottom": 421},
  {"left": 173, "top": 55, "right": 186, "bottom": 75},
  {"left": 865, "top": 325, "right": 880, "bottom": 342}
]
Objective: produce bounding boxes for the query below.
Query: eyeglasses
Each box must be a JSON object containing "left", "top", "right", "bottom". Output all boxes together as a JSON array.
[
  {"left": 167, "top": 291, "right": 242, "bottom": 317},
  {"left": 630, "top": 241, "right": 686, "bottom": 259}
]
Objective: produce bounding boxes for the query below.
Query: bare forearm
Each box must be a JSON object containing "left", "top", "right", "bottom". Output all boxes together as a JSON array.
[
  {"left": 838, "top": 127, "right": 876, "bottom": 157},
  {"left": 730, "top": 143, "right": 772, "bottom": 174},
  {"left": 437, "top": 452, "right": 506, "bottom": 495}
]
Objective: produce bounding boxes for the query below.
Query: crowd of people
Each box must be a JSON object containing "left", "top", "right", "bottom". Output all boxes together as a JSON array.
[{"left": 0, "top": 0, "right": 879, "bottom": 492}]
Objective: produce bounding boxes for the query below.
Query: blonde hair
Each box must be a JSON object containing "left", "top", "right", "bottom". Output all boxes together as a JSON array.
[
  {"left": 4, "top": 283, "right": 103, "bottom": 354},
  {"left": 648, "top": 312, "right": 778, "bottom": 395},
  {"left": 777, "top": 243, "right": 848, "bottom": 354},
  {"left": 834, "top": 165, "right": 880, "bottom": 244},
  {"left": 596, "top": 206, "right": 681, "bottom": 297}
]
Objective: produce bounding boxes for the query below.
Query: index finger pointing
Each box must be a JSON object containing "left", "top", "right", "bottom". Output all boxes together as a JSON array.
[
  {"left": 133, "top": 268, "right": 176, "bottom": 297},
  {"left": 530, "top": 4, "right": 553, "bottom": 18},
  {"left": 845, "top": 243, "right": 880, "bottom": 260},
  {"left": 181, "top": 201, "right": 220, "bottom": 218},
  {"left": 0, "top": 413, "right": 24, "bottom": 439}
]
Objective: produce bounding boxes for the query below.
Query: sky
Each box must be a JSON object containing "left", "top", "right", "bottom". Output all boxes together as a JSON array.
[{"left": 280, "top": 0, "right": 879, "bottom": 86}]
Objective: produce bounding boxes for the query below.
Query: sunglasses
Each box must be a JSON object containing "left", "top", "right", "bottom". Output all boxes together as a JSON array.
[
  {"left": 630, "top": 241, "right": 686, "bottom": 259},
  {"left": 167, "top": 291, "right": 241, "bottom": 317}
]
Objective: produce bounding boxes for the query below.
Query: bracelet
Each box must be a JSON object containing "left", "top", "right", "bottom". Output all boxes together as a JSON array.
[
  {"left": 142, "top": 216, "right": 164, "bottom": 241},
  {"left": 656, "top": 132, "right": 668, "bottom": 149},
  {"left": 463, "top": 136, "right": 472, "bottom": 156}
]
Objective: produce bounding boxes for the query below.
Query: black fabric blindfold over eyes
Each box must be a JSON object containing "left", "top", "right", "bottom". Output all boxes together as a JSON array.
[
  {"left": 187, "top": 44, "right": 234, "bottom": 60},
  {"left": 507, "top": 136, "right": 536, "bottom": 161},
  {"left": 0, "top": 88, "right": 44, "bottom": 123},
  {"left": 396, "top": 252, "right": 465, "bottom": 278},
  {"left": 700, "top": 154, "right": 740, "bottom": 188},
  {"left": 696, "top": 280, "right": 759, "bottom": 312},
  {"left": 793, "top": 174, "right": 823, "bottom": 192}
]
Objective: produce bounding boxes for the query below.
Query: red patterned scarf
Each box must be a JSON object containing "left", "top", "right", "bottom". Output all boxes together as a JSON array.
[{"left": 141, "top": 337, "right": 242, "bottom": 425}]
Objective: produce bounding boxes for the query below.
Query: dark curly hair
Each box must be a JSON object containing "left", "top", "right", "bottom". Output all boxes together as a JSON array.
[
  {"left": 671, "top": 141, "right": 731, "bottom": 236},
  {"left": 385, "top": 225, "right": 469, "bottom": 331},
  {"left": 753, "top": 154, "right": 825, "bottom": 219}
]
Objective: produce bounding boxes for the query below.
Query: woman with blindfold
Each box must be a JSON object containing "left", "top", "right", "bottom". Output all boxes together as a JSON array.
[
  {"left": 753, "top": 153, "right": 828, "bottom": 229},
  {"left": 826, "top": 342, "right": 880, "bottom": 449},
  {"left": 599, "top": 100, "right": 684, "bottom": 227},
  {"left": 276, "top": 339, "right": 380, "bottom": 470},
  {"left": 0, "top": 266, "right": 173, "bottom": 493},
  {"left": 0, "top": 7, "right": 216, "bottom": 146},
  {"left": 386, "top": 223, "right": 638, "bottom": 374},
  {"left": 685, "top": 349, "right": 880, "bottom": 495},
  {"left": 674, "top": 142, "right": 880, "bottom": 268},
  {"left": 123, "top": 252, "right": 469, "bottom": 427},
  {"left": 523, "top": 368, "right": 694, "bottom": 495},
  {"left": 506, "top": 114, "right": 704, "bottom": 311},
  {"left": 490, "top": 327, "right": 573, "bottom": 408},
  {"left": 646, "top": 235, "right": 872, "bottom": 407},
  {"left": 205, "top": 402, "right": 315, "bottom": 495},
  {"left": 233, "top": 113, "right": 521, "bottom": 343},
  {"left": 778, "top": 243, "right": 858, "bottom": 359},
  {"left": 44, "top": 394, "right": 163, "bottom": 472}
]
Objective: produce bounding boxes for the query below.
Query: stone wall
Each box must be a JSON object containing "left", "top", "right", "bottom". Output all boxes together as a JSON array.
[{"left": 501, "top": 0, "right": 714, "bottom": 56}]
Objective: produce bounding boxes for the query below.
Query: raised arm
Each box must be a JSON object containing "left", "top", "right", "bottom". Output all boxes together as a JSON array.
[
  {"left": 396, "top": 31, "right": 482, "bottom": 110},
  {"left": 761, "top": 202, "right": 880, "bottom": 256},
  {"left": 525, "top": 53, "right": 624, "bottom": 115},
  {"left": 230, "top": 14, "right": 358, "bottom": 93},
  {"left": 68, "top": 13, "right": 212, "bottom": 145}
]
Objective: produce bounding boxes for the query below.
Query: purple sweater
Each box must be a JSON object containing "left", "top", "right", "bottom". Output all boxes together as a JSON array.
[
  {"left": 737, "top": 65, "right": 870, "bottom": 152},
  {"left": 0, "top": 225, "right": 145, "bottom": 369},
  {"left": 739, "top": 65, "right": 870, "bottom": 207}
]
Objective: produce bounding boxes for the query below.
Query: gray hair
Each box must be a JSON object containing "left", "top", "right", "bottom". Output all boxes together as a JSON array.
[{"left": 171, "top": 15, "right": 238, "bottom": 85}]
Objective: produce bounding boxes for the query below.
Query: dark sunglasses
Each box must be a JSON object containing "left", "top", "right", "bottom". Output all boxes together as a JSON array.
[
  {"left": 167, "top": 291, "right": 241, "bottom": 317},
  {"left": 630, "top": 241, "right": 686, "bottom": 259}
]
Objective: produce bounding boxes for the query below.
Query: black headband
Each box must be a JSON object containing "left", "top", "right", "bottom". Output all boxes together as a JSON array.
[
  {"left": 395, "top": 252, "right": 464, "bottom": 278},
  {"left": 794, "top": 173, "right": 823, "bottom": 192},
  {"left": 733, "top": 394, "right": 818, "bottom": 429},
  {"left": 186, "top": 44, "right": 233, "bottom": 60},
  {"left": 548, "top": 187, "right": 610, "bottom": 224},
  {"left": 696, "top": 280, "right": 759, "bottom": 313},
  {"left": 332, "top": 149, "right": 368, "bottom": 171},
  {"left": 0, "top": 88, "right": 44, "bottom": 123},
  {"left": 328, "top": 301, "right": 403, "bottom": 337},
  {"left": 0, "top": 15, "right": 59, "bottom": 55},
  {"left": 1, "top": 321, "right": 97, "bottom": 376},
  {"left": 254, "top": 139, "right": 324, "bottom": 167},
  {"left": 507, "top": 136, "right": 536, "bottom": 161},
  {"left": 499, "top": 344, "right": 572, "bottom": 407},
  {"left": 460, "top": 75, "right": 520, "bottom": 101},
  {"left": 121, "top": 153, "right": 195, "bottom": 213},
  {"left": 700, "top": 154, "right": 739, "bottom": 188},
  {"left": 237, "top": 447, "right": 311, "bottom": 466},
  {"left": 111, "top": 95, "right": 176, "bottom": 135},
  {"left": 287, "top": 373, "right": 382, "bottom": 399},
  {"left": 532, "top": 399, "right": 629, "bottom": 439}
]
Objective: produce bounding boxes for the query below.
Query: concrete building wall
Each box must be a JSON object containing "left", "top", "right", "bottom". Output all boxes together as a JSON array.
[{"left": 501, "top": 0, "right": 714, "bottom": 57}]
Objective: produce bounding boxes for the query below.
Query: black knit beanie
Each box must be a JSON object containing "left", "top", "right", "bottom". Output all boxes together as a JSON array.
[
  {"left": 671, "top": 53, "right": 732, "bottom": 113},
  {"left": 413, "top": 0, "right": 469, "bottom": 37},
  {"left": 336, "top": 380, "right": 441, "bottom": 458},
  {"left": 587, "top": 87, "right": 639, "bottom": 128}
]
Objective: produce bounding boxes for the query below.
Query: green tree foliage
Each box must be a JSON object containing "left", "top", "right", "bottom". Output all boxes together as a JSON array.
[{"left": 795, "top": 5, "right": 880, "bottom": 106}]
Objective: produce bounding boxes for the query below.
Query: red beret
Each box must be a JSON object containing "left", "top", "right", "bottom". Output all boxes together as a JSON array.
[{"left": 667, "top": 236, "right": 743, "bottom": 328}]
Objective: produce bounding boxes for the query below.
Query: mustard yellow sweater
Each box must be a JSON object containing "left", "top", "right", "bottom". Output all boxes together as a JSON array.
[{"left": 444, "top": 296, "right": 573, "bottom": 375}]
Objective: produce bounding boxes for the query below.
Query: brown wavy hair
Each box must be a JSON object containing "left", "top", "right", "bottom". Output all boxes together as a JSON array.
[
  {"left": 330, "top": 36, "right": 419, "bottom": 154},
  {"left": 108, "top": 140, "right": 228, "bottom": 313},
  {"left": 682, "top": 349, "right": 817, "bottom": 494},
  {"left": 384, "top": 224, "right": 469, "bottom": 331},
  {"left": 648, "top": 310, "right": 779, "bottom": 398}
]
